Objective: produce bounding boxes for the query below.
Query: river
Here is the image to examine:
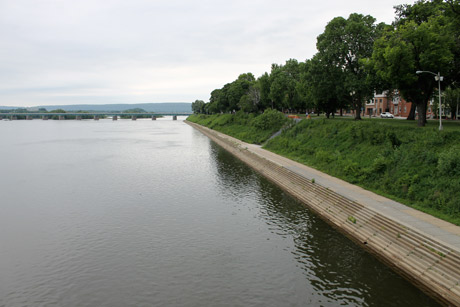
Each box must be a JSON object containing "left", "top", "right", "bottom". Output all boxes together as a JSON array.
[{"left": 0, "top": 118, "right": 439, "bottom": 306}]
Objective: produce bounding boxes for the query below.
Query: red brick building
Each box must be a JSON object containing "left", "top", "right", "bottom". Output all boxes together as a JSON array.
[{"left": 365, "top": 91, "right": 434, "bottom": 118}]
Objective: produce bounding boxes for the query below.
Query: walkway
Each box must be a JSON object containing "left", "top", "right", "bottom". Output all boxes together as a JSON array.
[
  {"left": 187, "top": 121, "right": 460, "bottom": 306},
  {"left": 245, "top": 142, "right": 460, "bottom": 251}
]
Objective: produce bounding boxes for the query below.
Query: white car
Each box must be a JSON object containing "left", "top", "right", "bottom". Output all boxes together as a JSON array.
[{"left": 380, "top": 112, "right": 394, "bottom": 118}]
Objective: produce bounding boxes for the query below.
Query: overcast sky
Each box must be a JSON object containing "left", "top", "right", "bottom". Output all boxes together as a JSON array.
[{"left": 0, "top": 0, "right": 406, "bottom": 107}]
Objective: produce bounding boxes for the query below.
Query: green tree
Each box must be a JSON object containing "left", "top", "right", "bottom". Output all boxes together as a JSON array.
[
  {"left": 269, "top": 59, "right": 302, "bottom": 112},
  {"left": 445, "top": 86, "right": 460, "bottom": 119},
  {"left": 371, "top": 4, "right": 455, "bottom": 126},
  {"left": 316, "top": 13, "right": 383, "bottom": 120},
  {"left": 191, "top": 100, "right": 206, "bottom": 114},
  {"left": 309, "top": 55, "right": 350, "bottom": 118},
  {"left": 209, "top": 88, "right": 224, "bottom": 113},
  {"left": 226, "top": 73, "right": 255, "bottom": 112},
  {"left": 257, "top": 72, "right": 273, "bottom": 110}
]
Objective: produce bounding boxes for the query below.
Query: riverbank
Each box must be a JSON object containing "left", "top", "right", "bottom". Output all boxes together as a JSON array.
[
  {"left": 186, "top": 120, "right": 460, "bottom": 306},
  {"left": 188, "top": 113, "right": 460, "bottom": 225}
]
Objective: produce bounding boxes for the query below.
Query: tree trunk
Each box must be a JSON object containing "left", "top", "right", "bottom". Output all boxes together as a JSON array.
[
  {"left": 340, "top": 108, "right": 343, "bottom": 116},
  {"left": 407, "top": 103, "right": 416, "bottom": 120},
  {"left": 416, "top": 103, "right": 427, "bottom": 127},
  {"left": 354, "top": 99, "right": 362, "bottom": 120}
]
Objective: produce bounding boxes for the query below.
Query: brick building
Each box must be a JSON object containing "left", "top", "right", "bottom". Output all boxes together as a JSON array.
[{"left": 365, "top": 91, "right": 433, "bottom": 118}]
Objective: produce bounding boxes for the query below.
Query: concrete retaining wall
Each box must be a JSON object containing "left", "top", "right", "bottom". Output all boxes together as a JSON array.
[{"left": 187, "top": 121, "right": 460, "bottom": 306}]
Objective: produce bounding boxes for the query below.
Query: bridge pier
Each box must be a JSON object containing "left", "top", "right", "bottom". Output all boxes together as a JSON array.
[
  {"left": 94, "top": 115, "right": 99, "bottom": 121},
  {"left": 11, "top": 116, "right": 17, "bottom": 120},
  {"left": 131, "top": 116, "right": 137, "bottom": 120},
  {"left": 0, "top": 115, "right": 3, "bottom": 120},
  {"left": 59, "top": 115, "right": 65, "bottom": 120},
  {"left": 152, "top": 115, "right": 156, "bottom": 120},
  {"left": 112, "top": 115, "right": 118, "bottom": 121},
  {"left": 172, "top": 115, "right": 177, "bottom": 120},
  {"left": 76, "top": 115, "right": 82, "bottom": 120},
  {"left": 42, "top": 116, "right": 48, "bottom": 120}
]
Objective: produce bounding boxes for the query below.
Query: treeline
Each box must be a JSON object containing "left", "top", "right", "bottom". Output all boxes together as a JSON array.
[{"left": 192, "top": 0, "right": 460, "bottom": 127}]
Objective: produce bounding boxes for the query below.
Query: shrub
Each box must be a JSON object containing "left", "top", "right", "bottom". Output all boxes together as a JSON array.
[
  {"left": 252, "top": 109, "right": 287, "bottom": 131},
  {"left": 437, "top": 145, "right": 460, "bottom": 176}
]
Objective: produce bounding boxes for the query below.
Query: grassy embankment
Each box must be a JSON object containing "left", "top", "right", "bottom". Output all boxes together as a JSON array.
[
  {"left": 187, "top": 109, "right": 290, "bottom": 144},
  {"left": 188, "top": 111, "right": 460, "bottom": 225}
]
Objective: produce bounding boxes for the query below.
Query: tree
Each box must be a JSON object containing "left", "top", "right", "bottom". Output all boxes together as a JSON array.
[
  {"left": 316, "top": 13, "right": 383, "bottom": 120},
  {"left": 256, "top": 72, "right": 273, "bottom": 110},
  {"left": 191, "top": 100, "right": 206, "bottom": 114},
  {"left": 371, "top": 3, "right": 455, "bottom": 126},
  {"left": 306, "top": 55, "right": 348, "bottom": 118},
  {"left": 209, "top": 88, "right": 224, "bottom": 113},
  {"left": 269, "top": 59, "right": 302, "bottom": 112},
  {"left": 227, "top": 73, "right": 254, "bottom": 112},
  {"left": 445, "top": 86, "right": 460, "bottom": 119},
  {"left": 295, "top": 60, "right": 316, "bottom": 112}
]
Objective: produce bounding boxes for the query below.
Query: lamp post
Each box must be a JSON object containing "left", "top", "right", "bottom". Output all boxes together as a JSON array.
[
  {"left": 350, "top": 91, "right": 355, "bottom": 116},
  {"left": 416, "top": 70, "right": 443, "bottom": 130}
]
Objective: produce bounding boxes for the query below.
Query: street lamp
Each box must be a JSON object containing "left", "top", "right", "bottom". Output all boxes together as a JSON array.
[{"left": 416, "top": 70, "right": 443, "bottom": 130}]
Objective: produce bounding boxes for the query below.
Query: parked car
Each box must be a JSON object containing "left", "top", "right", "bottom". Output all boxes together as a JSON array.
[{"left": 380, "top": 112, "right": 394, "bottom": 118}]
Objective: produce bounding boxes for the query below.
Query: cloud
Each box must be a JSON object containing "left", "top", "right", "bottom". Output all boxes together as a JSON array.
[{"left": 0, "top": 0, "right": 402, "bottom": 107}]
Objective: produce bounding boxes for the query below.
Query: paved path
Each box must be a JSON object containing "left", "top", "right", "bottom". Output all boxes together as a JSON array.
[
  {"left": 246, "top": 142, "right": 460, "bottom": 252},
  {"left": 187, "top": 121, "right": 460, "bottom": 305}
]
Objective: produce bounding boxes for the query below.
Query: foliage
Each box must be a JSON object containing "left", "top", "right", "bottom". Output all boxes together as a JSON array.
[
  {"left": 306, "top": 55, "right": 347, "bottom": 118},
  {"left": 437, "top": 145, "right": 460, "bottom": 176},
  {"left": 187, "top": 110, "right": 288, "bottom": 144},
  {"left": 264, "top": 118, "right": 460, "bottom": 224},
  {"left": 444, "top": 86, "right": 460, "bottom": 119},
  {"left": 193, "top": 0, "right": 460, "bottom": 130},
  {"left": 251, "top": 109, "right": 287, "bottom": 130},
  {"left": 269, "top": 59, "right": 303, "bottom": 111},
  {"left": 316, "top": 13, "right": 383, "bottom": 120},
  {"left": 192, "top": 100, "right": 206, "bottom": 114},
  {"left": 371, "top": 0, "right": 456, "bottom": 126}
]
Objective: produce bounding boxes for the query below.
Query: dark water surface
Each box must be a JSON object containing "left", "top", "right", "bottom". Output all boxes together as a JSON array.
[{"left": 0, "top": 119, "right": 439, "bottom": 306}]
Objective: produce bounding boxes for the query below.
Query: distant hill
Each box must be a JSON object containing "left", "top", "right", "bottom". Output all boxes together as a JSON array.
[{"left": 0, "top": 103, "right": 192, "bottom": 113}]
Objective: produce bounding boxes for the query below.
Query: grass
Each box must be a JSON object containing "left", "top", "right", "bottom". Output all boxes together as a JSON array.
[
  {"left": 187, "top": 109, "right": 290, "bottom": 144},
  {"left": 188, "top": 112, "right": 460, "bottom": 225},
  {"left": 265, "top": 117, "right": 460, "bottom": 225},
  {"left": 348, "top": 216, "right": 357, "bottom": 224}
]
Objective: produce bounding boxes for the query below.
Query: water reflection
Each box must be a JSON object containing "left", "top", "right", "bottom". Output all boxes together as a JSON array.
[
  {"left": 209, "top": 142, "right": 439, "bottom": 307},
  {"left": 0, "top": 121, "right": 440, "bottom": 307}
]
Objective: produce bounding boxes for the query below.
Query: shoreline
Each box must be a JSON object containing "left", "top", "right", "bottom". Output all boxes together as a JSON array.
[{"left": 186, "top": 120, "right": 460, "bottom": 306}]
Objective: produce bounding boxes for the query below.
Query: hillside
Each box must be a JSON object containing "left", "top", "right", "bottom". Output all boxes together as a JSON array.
[{"left": 188, "top": 112, "right": 460, "bottom": 225}]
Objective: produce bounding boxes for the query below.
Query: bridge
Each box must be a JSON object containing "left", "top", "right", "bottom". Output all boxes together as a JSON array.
[{"left": 0, "top": 112, "right": 192, "bottom": 121}]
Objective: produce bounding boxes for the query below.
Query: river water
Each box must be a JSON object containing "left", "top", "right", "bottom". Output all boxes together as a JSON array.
[{"left": 0, "top": 118, "right": 439, "bottom": 306}]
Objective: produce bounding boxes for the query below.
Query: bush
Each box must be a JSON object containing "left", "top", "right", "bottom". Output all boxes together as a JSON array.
[
  {"left": 437, "top": 145, "right": 460, "bottom": 176},
  {"left": 251, "top": 109, "right": 287, "bottom": 131},
  {"left": 265, "top": 118, "right": 460, "bottom": 224}
]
